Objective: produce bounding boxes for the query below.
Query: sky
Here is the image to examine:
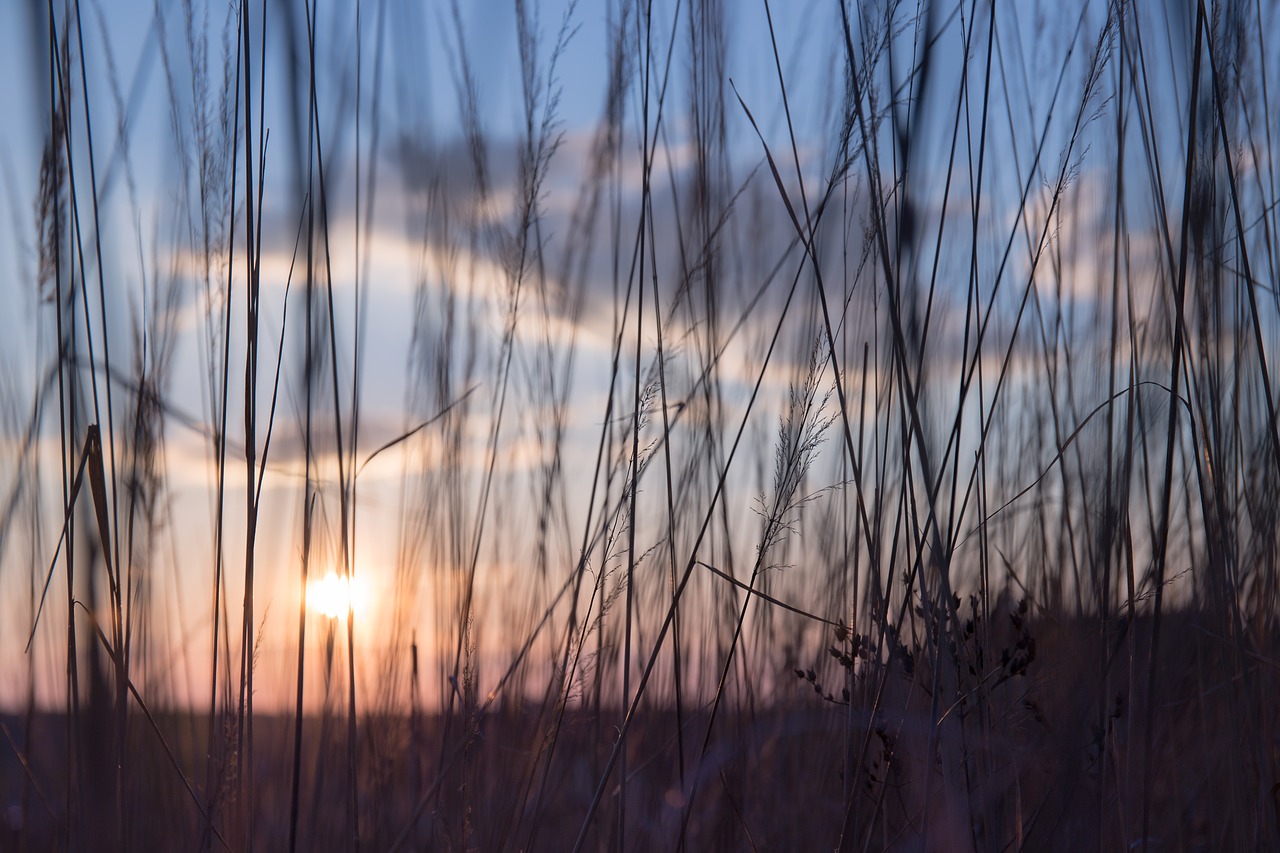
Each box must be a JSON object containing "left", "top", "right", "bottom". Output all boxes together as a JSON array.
[
  {"left": 0, "top": 0, "right": 874, "bottom": 711},
  {"left": 0, "top": 0, "right": 1270, "bottom": 714}
]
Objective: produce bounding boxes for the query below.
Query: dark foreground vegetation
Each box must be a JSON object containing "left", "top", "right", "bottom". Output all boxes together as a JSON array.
[{"left": 3, "top": 608, "right": 1273, "bottom": 850}]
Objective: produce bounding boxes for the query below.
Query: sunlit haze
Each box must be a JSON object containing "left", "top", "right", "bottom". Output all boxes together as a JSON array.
[{"left": 307, "top": 572, "right": 367, "bottom": 621}]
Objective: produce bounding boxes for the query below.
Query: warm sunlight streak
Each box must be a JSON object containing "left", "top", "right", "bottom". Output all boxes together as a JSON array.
[{"left": 307, "top": 572, "right": 367, "bottom": 620}]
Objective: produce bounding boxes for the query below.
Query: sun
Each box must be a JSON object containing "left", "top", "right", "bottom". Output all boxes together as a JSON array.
[{"left": 307, "top": 571, "right": 367, "bottom": 620}]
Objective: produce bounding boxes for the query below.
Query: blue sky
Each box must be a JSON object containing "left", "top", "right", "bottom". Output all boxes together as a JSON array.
[
  {"left": 0, "top": 0, "right": 855, "bottom": 709},
  {"left": 1, "top": 0, "right": 1268, "bottom": 713}
]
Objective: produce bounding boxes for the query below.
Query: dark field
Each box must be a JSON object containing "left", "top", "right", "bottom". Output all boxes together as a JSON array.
[{"left": 4, "top": 608, "right": 1275, "bottom": 850}]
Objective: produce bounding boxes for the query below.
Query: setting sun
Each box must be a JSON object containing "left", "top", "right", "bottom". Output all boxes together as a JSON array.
[{"left": 307, "top": 572, "right": 367, "bottom": 620}]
